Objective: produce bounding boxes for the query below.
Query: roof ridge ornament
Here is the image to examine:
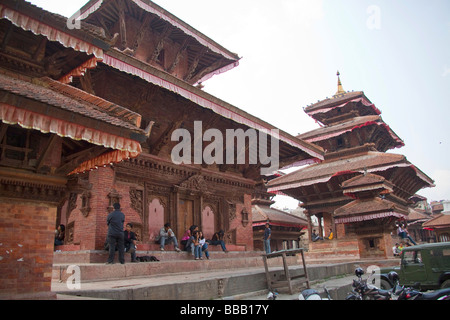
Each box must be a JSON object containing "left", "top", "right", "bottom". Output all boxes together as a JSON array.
[{"left": 334, "top": 70, "right": 346, "bottom": 97}]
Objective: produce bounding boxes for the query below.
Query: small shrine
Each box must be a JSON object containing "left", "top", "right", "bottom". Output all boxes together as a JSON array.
[{"left": 252, "top": 189, "right": 308, "bottom": 252}]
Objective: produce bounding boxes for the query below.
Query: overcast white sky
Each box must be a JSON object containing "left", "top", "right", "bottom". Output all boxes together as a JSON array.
[{"left": 28, "top": 0, "right": 450, "bottom": 209}]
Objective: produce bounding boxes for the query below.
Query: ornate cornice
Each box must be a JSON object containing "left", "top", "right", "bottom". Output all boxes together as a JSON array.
[
  {"left": 116, "top": 155, "right": 255, "bottom": 192},
  {"left": 0, "top": 176, "right": 66, "bottom": 204}
]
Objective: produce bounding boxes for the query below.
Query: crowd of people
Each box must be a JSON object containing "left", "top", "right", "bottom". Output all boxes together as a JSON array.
[
  {"left": 102, "top": 203, "right": 229, "bottom": 264},
  {"left": 55, "top": 204, "right": 420, "bottom": 264}
]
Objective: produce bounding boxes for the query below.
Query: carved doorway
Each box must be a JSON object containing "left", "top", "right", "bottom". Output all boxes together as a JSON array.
[{"left": 177, "top": 199, "right": 194, "bottom": 241}]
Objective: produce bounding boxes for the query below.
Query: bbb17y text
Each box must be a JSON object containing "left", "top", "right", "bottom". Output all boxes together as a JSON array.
[{"left": 180, "top": 304, "right": 269, "bottom": 317}]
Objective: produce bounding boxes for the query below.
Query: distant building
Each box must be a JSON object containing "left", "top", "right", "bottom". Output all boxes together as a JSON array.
[
  {"left": 424, "top": 200, "right": 450, "bottom": 242},
  {"left": 252, "top": 190, "right": 308, "bottom": 251}
]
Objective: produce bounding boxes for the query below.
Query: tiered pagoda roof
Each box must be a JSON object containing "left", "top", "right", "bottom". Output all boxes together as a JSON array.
[{"left": 268, "top": 72, "right": 434, "bottom": 223}]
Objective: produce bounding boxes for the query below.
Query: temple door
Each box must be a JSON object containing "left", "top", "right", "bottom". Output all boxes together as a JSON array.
[{"left": 178, "top": 199, "right": 194, "bottom": 241}]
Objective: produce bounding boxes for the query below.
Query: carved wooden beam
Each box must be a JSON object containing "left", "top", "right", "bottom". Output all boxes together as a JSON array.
[
  {"left": 96, "top": 14, "right": 112, "bottom": 38},
  {"left": 0, "top": 123, "right": 8, "bottom": 144},
  {"left": 57, "top": 145, "right": 106, "bottom": 175},
  {"left": 131, "top": 13, "right": 154, "bottom": 54},
  {"left": 1, "top": 23, "right": 13, "bottom": 50},
  {"left": 44, "top": 50, "right": 70, "bottom": 76},
  {"left": 148, "top": 24, "right": 173, "bottom": 64},
  {"left": 184, "top": 47, "right": 207, "bottom": 82},
  {"left": 167, "top": 38, "right": 189, "bottom": 74},
  {"left": 189, "top": 59, "right": 225, "bottom": 84},
  {"left": 116, "top": 0, "right": 128, "bottom": 49},
  {"left": 36, "top": 134, "right": 60, "bottom": 172},
  {"left": 79, "top": 69, "right": 95, "bottom": 95},
  {"left": 32, "top": 37, "right": 47, "bottom": 62},
  {"left": 149, "top": 118, "right": 185, "bottom": 156}
]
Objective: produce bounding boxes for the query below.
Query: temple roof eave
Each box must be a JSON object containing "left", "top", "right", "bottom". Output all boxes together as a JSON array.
[
  {"left": 297, "top": 115, "right": 404, "bottom": 149},
  {"left": 78, "top": 0, "right": 241, "bottom": 85},
  {"left": 79, "top": 0, "right": 240, "bottom": 62},
  {"left": 103, "top": 49, "right": 325, "bottom": 163},
  {"left": 252, "top": 204, "right": 308, "bottom": 227},
  {"left": 267, "top": 151, "right": 434, "bottom": 193}
]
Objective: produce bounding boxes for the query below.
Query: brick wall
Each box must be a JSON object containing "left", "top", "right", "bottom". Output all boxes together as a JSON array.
[
  {"left": 230, "top": 194, "right": 254, "bottom": 250},
  {"left": 66, "top": 167, "right": 143, "bottom": 250},
  {"left": 0, "top": 199, "right": 57, "bottom": 299}
]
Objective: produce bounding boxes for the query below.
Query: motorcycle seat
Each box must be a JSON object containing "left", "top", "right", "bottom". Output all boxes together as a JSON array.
[{"left": 421, "top": 288, "right": 450, "bottom": 300}]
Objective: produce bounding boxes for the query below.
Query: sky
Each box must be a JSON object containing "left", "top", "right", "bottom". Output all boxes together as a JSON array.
[{"left": 27, "top": 0, "right": 450, "bottom": 209}]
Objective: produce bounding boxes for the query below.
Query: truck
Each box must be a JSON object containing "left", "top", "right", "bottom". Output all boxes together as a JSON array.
[{"left": 380, "top": 242, "right": 450, "bottom": 290}]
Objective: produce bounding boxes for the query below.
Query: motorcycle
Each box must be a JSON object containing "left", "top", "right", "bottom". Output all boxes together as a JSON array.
[
  {"left": 299, "top": 287, "right": 332, "bottom": 300},
  {"left": 345, "top": 268, "right": 393, "bottom": 300},
  {"left": 397, "top": 285, "right": 450, "bottom": 300},
  {"left": 385, "top": 271, "right": 450, "bottom": 300},
  {"left": 346, "top": 268, "right": 450, "bottom": 301}
]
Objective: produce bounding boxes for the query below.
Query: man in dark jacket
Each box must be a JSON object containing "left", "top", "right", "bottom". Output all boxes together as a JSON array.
[
  {"left": 106, "top": 203, "right": 125, "bottom": 264},
  {"left": 124, "top": 223, "right": 138, "bottom": 262}
]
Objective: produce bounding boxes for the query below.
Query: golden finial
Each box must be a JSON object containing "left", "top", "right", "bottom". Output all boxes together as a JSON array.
[{"left": 334, "top": 70, "right": 346, "bottom": 96}]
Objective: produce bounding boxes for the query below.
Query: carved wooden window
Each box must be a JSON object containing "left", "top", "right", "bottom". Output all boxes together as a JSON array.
[
  {"left": 0, "top": 125, "right": 36, "bottom": 167},
  {"left": 80, "top": 191, "right": 91, "bottom": 217}
]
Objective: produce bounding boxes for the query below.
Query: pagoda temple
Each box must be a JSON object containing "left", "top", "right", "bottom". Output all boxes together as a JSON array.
[
  {"left": 267, "top": 72, "right": 435, "bottom": 260},
  {"left": 0, "top": 0, "right": 323, "bottom": 299}
]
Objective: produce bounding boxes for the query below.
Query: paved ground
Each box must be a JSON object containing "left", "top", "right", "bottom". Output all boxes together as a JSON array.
[
  {"left": 54, "top": 265, "right": 357, "bottom": 300},
  {"left": 237, "top": 274, "right": 356, "bottom": 300}
]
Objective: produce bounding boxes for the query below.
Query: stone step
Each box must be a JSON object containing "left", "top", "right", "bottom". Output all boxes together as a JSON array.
[
  {"left": 52, "top": 251, "right": 299, "bottom": 282},
  {"left": 52, "top": 256, "right": 400, "bottom": 300},
  {"left": 53, "top": 248, "right": 260, "bottom": 264}
]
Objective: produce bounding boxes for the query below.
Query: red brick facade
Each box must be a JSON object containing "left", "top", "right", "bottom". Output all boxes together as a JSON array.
[{"left": 0, "top": 200, "right": 57, "bottom": 299}]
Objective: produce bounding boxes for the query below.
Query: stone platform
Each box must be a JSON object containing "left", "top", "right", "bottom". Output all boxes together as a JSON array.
[
  {"left": 52, "top": 245, "right": 400, "bottom": 300},
  {"left": 52, "top": 249, "right": 296, "bottom": 282}
]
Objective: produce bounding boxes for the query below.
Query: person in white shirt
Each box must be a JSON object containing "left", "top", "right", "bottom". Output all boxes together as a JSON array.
[{"left": 198, "top": 231, "right": 210, "bottom": 260}]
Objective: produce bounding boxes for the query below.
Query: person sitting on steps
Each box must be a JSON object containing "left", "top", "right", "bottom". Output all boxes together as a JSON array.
[
  {"left": 124, "top": 223, "right": 138, "bottom": 262},
  {"left": 156, "top": 222, "right": 181, "bottom": 252},
  {"left": 209, "top": 230, "right": 228, "bottom": 252}
]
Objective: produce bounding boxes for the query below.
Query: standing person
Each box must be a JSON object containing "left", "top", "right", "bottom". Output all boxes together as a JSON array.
[
  {"left": 157, "top": 223, "right": 181, "bottom": 252},
  {"left": 124, "top": 223, "right": 138, "bottom": 263},
  {"left": 263, "top": 222, "right": 271, "bottom": 254},
  {"left": 106, "top": 203, "right": 125, "bottom": 264},
  {"left": 210, "top": 230, "right": 228, "bottom": 252}
]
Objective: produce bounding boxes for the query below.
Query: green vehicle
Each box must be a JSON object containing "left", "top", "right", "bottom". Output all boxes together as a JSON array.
[{"left": 380, "top": 242, "right": 450, "bottom": 291}]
